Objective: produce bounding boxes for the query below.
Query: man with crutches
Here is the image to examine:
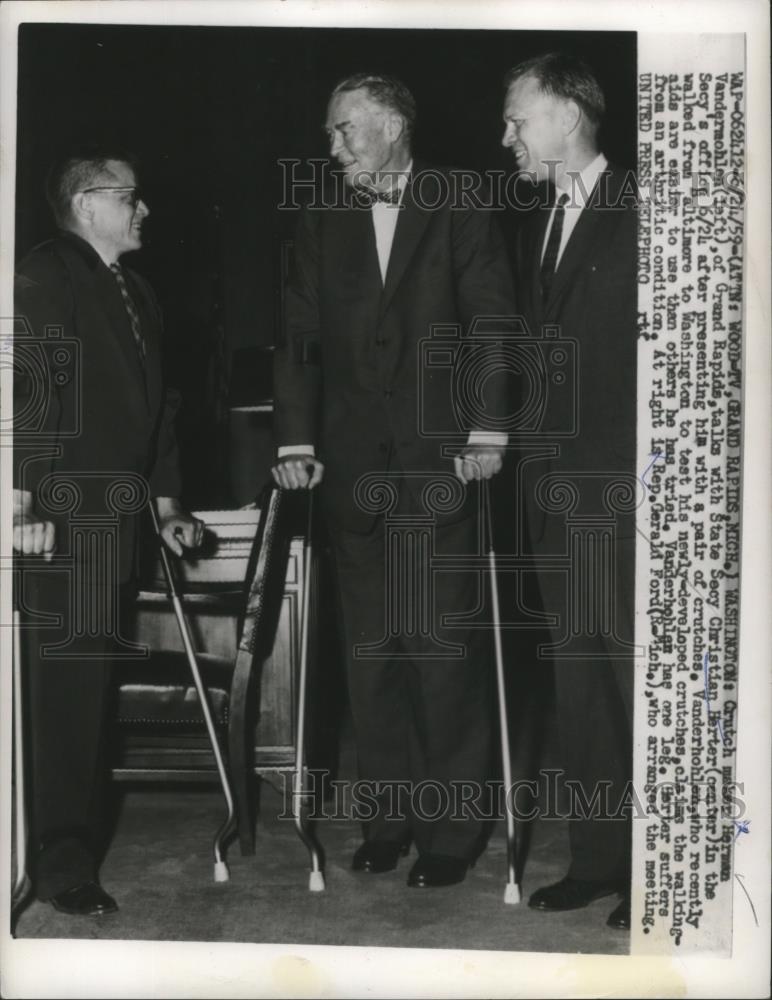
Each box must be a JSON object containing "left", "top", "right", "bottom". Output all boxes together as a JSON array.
[
  {"left": 12, "top": 147, "right": 203, "bottom": 917},
  {"left": 272, "top": 73, "right": 519, "bottom": 891}
]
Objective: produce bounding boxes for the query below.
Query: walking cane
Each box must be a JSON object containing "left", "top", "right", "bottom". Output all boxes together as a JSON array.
[
  {"left": 291, "top": 486, "right": 325, "bottom": 891},
  {"left": 483, "top": 478, "right": 521, "bottom": 905},
  {"left": 149, "top": 501, "right": 236, "bottom": 882},
  {"left": 11, "top": 599, "right": 32, "bottom": 920}
]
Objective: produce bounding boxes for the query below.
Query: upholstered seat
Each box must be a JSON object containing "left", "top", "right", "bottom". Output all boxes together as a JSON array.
[{"left": 115, "top": 652, "right": 233, "bottom": 726}]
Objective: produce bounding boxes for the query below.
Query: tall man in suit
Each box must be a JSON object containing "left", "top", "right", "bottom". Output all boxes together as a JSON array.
[
  {"left": 13, "top": 149, "right": 203, "bottom": 916},
  {"left": 273, "top": 74, "right": 517, "bottom": 888},
  {"left": 502, "top": 53, "right": 637, "bottom": 929}
]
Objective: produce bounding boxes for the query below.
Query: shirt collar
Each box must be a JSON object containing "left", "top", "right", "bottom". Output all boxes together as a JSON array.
[
  {"left": 376, "top": 159, "right": 412, "bottom": 203},
  {"left": 58, "top": 229, "right": 106, "bottom": 270},
  {"left": 556, "top": 152, "right": 608, "bottom": 208}
]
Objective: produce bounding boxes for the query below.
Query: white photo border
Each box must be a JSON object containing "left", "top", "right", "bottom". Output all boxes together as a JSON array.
[{"left": 1, "top": 1, "right": 769, "bottom": 997}]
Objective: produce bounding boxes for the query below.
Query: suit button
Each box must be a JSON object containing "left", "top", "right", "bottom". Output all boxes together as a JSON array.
[
  {"left": 375, "top": 338, "right": 385, "bottom": 347},
  {"left": 383, "top": 389, "right": 393, "bottom": 399},
  {"left": 378, "top": 442, "right": 388, "bottom": 453}
]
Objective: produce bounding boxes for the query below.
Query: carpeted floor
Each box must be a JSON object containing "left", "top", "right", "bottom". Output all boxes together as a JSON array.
[
  {"left": 14, "top": 783, "right": 628, "bottom": 954},
  {"left": 13, "top": 713, "right": 629, "bottom": 956}
]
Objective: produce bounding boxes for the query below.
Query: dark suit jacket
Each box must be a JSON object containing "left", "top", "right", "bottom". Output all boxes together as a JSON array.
[
  {"left": 513, "top": 164, "right": 638, "bottom": 551},
  {"left": 274, "top": 165, "right": 518, "bottom": 532},
  {"left": 14, "top": 232, "right": 181, "bottom": 582}
]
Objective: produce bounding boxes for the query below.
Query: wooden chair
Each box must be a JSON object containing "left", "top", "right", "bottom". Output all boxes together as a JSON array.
[{"left": 111, "top": 484, "right": 324, "bottom": 884}]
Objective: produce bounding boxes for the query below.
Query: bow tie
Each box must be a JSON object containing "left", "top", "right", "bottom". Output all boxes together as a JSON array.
[{"left": 352, "top": 185, "right": 402, "bottom": 207}]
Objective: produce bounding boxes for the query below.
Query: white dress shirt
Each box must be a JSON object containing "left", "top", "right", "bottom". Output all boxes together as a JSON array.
[
  {"left": 279, "top": 161, "right": 506, "bottom": 458},
  {"left": 372, "top": 161, "right": 411, "bottom": 283},
  {"left": 541, "top": 152, "right": 608, "bottom": 267}
]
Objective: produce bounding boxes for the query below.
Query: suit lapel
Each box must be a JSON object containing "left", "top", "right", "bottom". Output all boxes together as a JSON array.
[
  {"left": 126, "top": 270, "right": 162, "bottom": 413},
  {"left": 544, "top": 170, "right": 615, "bottom": 319},
  {"left": 329, "top": 196, "right": 382, "bottom": 296},
  {"left": 379, "top": 172, "right": 431, "bottom": 317},
  {"left": 93, "top": 265, "right": 151, "bottom": 412},
  {"left": 55, "top": 235, "right": 154, "bottom": 419},
  {"left": 528, "top": 201, "right": 552, "bottom": 325}
]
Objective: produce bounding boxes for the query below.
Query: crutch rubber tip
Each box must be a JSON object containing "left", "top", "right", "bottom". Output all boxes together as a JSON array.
[
  {"left": 214, "top": 861, "right": 230, "bottom": 883},
  {"left": 504, "top": 882, "right": 521, "bottom": 905},
  {"left": 308, "top": 870, "right": 325, "bottom": 892}
]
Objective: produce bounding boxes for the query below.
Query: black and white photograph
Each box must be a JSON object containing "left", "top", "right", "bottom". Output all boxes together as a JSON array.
[{"left": 0, "top": 2, "right": 769, "bottom": 998}]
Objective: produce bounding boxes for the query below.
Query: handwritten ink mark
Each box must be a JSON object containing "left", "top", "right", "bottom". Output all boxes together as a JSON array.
[
  {"left": 733, "top": 819, "right": 750, "bottom": 841},
  {"left": 640, "top": 451, "right": 664, "bottom": 491},
  {"left": 734, "top": 873, "right": 759, "bottom": 927}
]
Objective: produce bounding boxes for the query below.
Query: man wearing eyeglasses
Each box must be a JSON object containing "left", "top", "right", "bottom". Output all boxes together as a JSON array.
[{"left": 13, "top": 148, "right": 202, "bottom": 917}]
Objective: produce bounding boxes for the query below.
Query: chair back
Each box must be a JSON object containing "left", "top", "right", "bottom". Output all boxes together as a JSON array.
[{"left": 114, "top": 484, "right": 291, "bottom": 759}]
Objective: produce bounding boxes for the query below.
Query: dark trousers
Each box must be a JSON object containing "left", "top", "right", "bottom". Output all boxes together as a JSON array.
[
  {"left": 534, "top": 534, "right": 635, "bottom": 883},
  {"left": 329, "top": 505, "right": 493, "bottom": 861},
  {"left": 19, "top": 569, "right": 118, "bottom": 899}
]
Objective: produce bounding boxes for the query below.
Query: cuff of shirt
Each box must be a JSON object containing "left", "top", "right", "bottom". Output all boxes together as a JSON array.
[
  {"left": 277, "top": 445, "right": 315, "bottom": 459},
  {"left": 466, "top": 432, "right": 508, "bottom": 448}
]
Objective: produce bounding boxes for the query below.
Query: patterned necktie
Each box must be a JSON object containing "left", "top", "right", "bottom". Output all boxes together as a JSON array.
[
  {"left": 353, "top": 185, "right": 402, "bottom": 208},
  {"left": 540, "top": 192, "right": 570, "bottom": 302},
  {"left": 110, "top": 263, "right": 147, "bottom": 365}
]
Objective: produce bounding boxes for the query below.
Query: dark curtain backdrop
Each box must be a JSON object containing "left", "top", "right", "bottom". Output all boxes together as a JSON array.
[{"left": 15, "top": 23, "right": 636, "bottom": 504}]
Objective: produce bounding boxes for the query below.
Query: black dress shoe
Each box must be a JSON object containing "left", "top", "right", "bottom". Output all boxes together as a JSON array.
[
  {"left": 352, "top": 840, "right": 410, "bottom": 873},
  {"left": 607, "top": 895, "right": 631, "bottom": 930},
  {"left": 50, "top": 881, "right": 119, "bottom": 916},
  {"left": 407, "top": 854, "right": 471, "bottom": 888},
  {"left": 528, "top": 876, "right": 623, "bottom": 912}
]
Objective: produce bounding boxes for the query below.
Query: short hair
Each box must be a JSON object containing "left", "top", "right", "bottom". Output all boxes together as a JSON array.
[
  {"left": 331, "top": 73, "right": 417, "bottom": 136},
  {"left": 45, "top": 145, "right": 139, "bottom": 227},
  {"left": 504, "top": 52, "right": 605, "bottom": 129}
]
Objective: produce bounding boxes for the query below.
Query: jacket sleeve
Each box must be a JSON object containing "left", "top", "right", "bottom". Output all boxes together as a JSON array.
[
  {"left": 450, "top": 202, "right": 520, "bottom": 432},
  {"left": 139, "top": 278, "right": 183, "bottom": 499},
  {"left": 12, "top": 252, "right": 73, "bottom": 496},
  {"left": 272, "top": 206, "right": 323, "bottom": 453},
  {"left": 148, "top": 385, "right": 183, "bottom": 498}
]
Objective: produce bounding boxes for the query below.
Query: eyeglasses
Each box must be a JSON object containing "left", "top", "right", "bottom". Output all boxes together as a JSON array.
[{"left": 80, "top": 186, "right": 144, "bottom": 208}]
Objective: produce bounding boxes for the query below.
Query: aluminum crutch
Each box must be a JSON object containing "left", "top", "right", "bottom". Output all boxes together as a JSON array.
[
  {"left": 483, "top": 478, "right": 521, "bottom": 905},
  {"left": 11, "top": 602, "right": 32, "bottom": 921},
  {"left": 149, "top": 501, "right": 236, "bottom": 882},
  {"left": 291, "top": 487, "right": 325, "bottom": 891}
]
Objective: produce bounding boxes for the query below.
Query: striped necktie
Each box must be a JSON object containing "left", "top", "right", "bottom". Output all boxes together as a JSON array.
[
  {"left": 540, "top": 192, "right": 570, "bottom": 303},
  {"left": 110, "top": 263, "right": 147, "bottom": 365}
]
